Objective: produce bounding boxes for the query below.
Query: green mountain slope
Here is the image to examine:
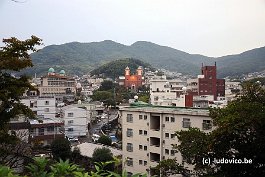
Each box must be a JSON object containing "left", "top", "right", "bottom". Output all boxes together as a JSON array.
[{"left": 27, "top": 40, "right": 265, "bottom": 77}]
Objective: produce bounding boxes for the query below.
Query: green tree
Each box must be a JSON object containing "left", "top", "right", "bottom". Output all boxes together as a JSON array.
[
  {"left": 0, "top": 36, "right": 41, "bottom": 169},
  {"left": 92, "top": 147, "right": 114, "bottom": 171},
  {"left": 0, "top": 36, "right": 41, "bottom": 129},
  {"left": 51, "top": 138, "right": 71, "bottom": 161},
  {"left": 138, "top": 94, "right": 149, "bottom": 103},
  {"left": 174, "top": 82, "right": 265, "bottom": 177},
  {"left": 151, "top": 159, "right": 187, "bottom": 177},
  {"left": 92, "top": 91, "right": 112, "bottom": 102},
  {"left": 26, "top": 157, "right": 51, "bottom": 177},
  {"left": 97, "top": 135, "right": 112, "bottom": 146},
  {"left": 99, "top": 80, "right": 114, "bottom": 91}
]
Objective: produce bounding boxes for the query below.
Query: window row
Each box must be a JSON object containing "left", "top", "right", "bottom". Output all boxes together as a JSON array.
[
  {"left": 139, "top": 114, "right": 148, "bottom": 120},
  {"left": 126, "top": 143, "right": 148, "bottom": 152},
  {"left": 139, "top": 130, "right": 148, "bottom": 135},
  {"left": 127, "top": 114, "right": 148, "bottom": 122},
  {"left": 165, "top": 149, "right": 176, "bottom": 156},
  {"left": 126, "top": 158, "right": 148, "bottom": 167},
  {"left": 165, "top": 133, "right": 175, "bottom": 139}
]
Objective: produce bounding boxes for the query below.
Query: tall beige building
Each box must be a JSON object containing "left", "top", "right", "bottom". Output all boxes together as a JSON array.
[
  {"left": 39, "top": 68, "right": 76, "bottom": 96},
  {"left": 120, "top": 103, "right": 212, "bottom": 176}
]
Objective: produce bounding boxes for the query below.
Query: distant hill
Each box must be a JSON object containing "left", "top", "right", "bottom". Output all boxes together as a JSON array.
[
  {"left": 26, "top": 40, "right": 265, "bottom": 77},
  {"left": 90, "top": 58, "right": 155, "bottom": 79}
]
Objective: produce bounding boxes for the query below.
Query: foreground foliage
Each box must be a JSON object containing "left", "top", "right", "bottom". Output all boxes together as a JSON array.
[
  {"left": 0, "top": 157, "right": 146, "bottom": 177},
  {"left": 0, "top": 36, "right": 42, "bottom": 169}
]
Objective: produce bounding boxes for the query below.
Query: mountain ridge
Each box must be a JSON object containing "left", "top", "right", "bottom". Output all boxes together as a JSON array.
[{"left": 27, "top": 40, "right": 265, "bottom": 77}]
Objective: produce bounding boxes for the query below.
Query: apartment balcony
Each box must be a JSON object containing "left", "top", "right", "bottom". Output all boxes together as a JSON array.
[
  {"left": 150, "top": 160, "right": 159, "bottom": 167},
  {"left": 149, "top": 137, "right": 160, "bottom": 153},
  {"left": 150, "top": 114, "right": 160, "bottom": 131},
  {"left": 150, "top": 152, "right": 160, "bottom": 163}
]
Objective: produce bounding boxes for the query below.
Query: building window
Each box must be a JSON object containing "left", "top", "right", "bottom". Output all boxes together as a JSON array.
[
  {"left": 144, "top": 161, "right": 147, "bottom": 166},
  {"left": 171, "top": 117, "right": 175, "bottom": 122},
  {"left": 139, "top": 160, "right": 143, "bottom": 165},
  {"left": 47, "top": 126, "right": 54, "bottom": 132},
  {"left": 68, "top": 128, "right": 74, "bottom": 132},
  {"left": 165, "top": 133, "right": 169, "bottom": 138},
  {"left": 144, "top": 146, "right": 147, "bottom": 151},
  {"left": 165, "top": 117, "right": 169, "bottom": 122},
  {"left": 144, "top": 115, "right": 147, "bottom": 120},
  {"left": 127, "top": 172, "right": 133, "bottom": 177},
  {"left": 171, "top": 150, "right": 175, "bottom": 156},
  {"left": 68, "top": 113, "right": 74, "bottom": 117},
  {"left": 127, "top": 158, "right": 133, "bottom": 166},
  {"left": 127, "top": 128, "right": 133, "bottom": 137},
  {"left": 182, "top": 118, "right": 191, "bottom": 128},
  {"left": 139, "top": 130, "right": 143, "bottom": 135},
  {"left": 139, "top": 145, "right": 143, "bottom": 150},
  {"left": 171, "top": 134, "right": 175, "bottom": 139},
  {"left": 165, "top": 149, "right": 169, "bottom": 155},
  {"left": 202, "top": 120, "right": 212, "bottom": 130},
  {"left": 127, "top": 143, "right": 133, "bottom": 152},
  {"left": 39, "top": 128, "right": 44, "bottom": 135},
  {"left": 127, "top": 114, "right": 133, "bottom": 122},
  {"left": 45, "top": 101, "right": 49, "bottom": 105},
  {"left": 44, "top": 108, "right": 49, "bottom": 112},
  {"left": 139, "top": 115, "right": 143, "bottom": 119},
  {"left": 144, "top": 130, "right": 147, "bottom": 135}
]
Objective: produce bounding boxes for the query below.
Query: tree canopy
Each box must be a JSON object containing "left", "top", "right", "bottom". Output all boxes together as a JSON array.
[
  {"left": 0, "top": 36, "right": 42, "bottom": 129},
  {"left": 97, "top": 135, "right": 112, "bottom": 146},
  {"left": 51, "top": 138, "right": 71, "bottom": 161},
  {"left": 92, "top": 147, "right": 114, "bottom": 171},
  {"left": 0, "top": 36, "right": 42, "bottom": 169}
]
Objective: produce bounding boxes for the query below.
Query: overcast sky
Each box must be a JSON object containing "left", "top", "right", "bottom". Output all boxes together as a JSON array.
[{"left": 1, "top": 0, "right": 265, "bottom": 57}]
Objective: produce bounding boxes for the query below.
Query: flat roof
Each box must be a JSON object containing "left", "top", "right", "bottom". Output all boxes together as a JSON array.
[
  {"left": 74, "top": 142, "right": 122, "bottom": 158},
  {"left": 120, "top": 104, "right": 209, "bottom": 116}
]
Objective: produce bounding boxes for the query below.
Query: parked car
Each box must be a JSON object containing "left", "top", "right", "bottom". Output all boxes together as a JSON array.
[{"left": 92, "top": 134, "right": 100, "bottom": 142}]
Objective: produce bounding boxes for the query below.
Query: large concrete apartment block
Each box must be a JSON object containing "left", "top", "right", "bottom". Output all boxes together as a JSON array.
[{"left": 120, "top": 104, "right": 212, "bottom": 176}]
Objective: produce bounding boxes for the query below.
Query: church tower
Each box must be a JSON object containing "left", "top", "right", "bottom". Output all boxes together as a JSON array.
[{"left": 125, "top": 66, "right": 130, "bottom": 76}]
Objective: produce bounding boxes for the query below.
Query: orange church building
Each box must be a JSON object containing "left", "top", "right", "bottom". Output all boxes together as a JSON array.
[{"left": 118, "top": 66, "right": 144, "bottom": 90}]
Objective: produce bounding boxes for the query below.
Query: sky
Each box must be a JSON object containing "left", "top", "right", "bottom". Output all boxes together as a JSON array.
[{"left": 1, "top": 0, "right": 265, "bottom": 57}]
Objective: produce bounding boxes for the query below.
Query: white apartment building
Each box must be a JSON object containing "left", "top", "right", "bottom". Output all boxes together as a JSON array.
[
  {"left": 120, "top": 104, "right": 212, "bottom": 176},
  {"left": 62, "top": 105, "right": 90, "bottom": 138},
  {"left": 149, "top": 75, "right": 186, "bottom": 106},
  {"left": 21, "top": 96, "right": 56, "bottom": 119}
]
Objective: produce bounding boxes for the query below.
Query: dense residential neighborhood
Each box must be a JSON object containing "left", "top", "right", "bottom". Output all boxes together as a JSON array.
[
  {"left": 1, "top": 1, "right": 265, "bottom": 176},
  {"left": 4, "top": 60, "right": 262, "bottom": 176}
]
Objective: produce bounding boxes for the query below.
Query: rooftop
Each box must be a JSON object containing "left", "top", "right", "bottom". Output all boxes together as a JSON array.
[
  {"left": 120, "top": 103, "right": 209, "bottom": 116},
  {"left": 74, "top": 142, "right": 122, "bottom": 158}
]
